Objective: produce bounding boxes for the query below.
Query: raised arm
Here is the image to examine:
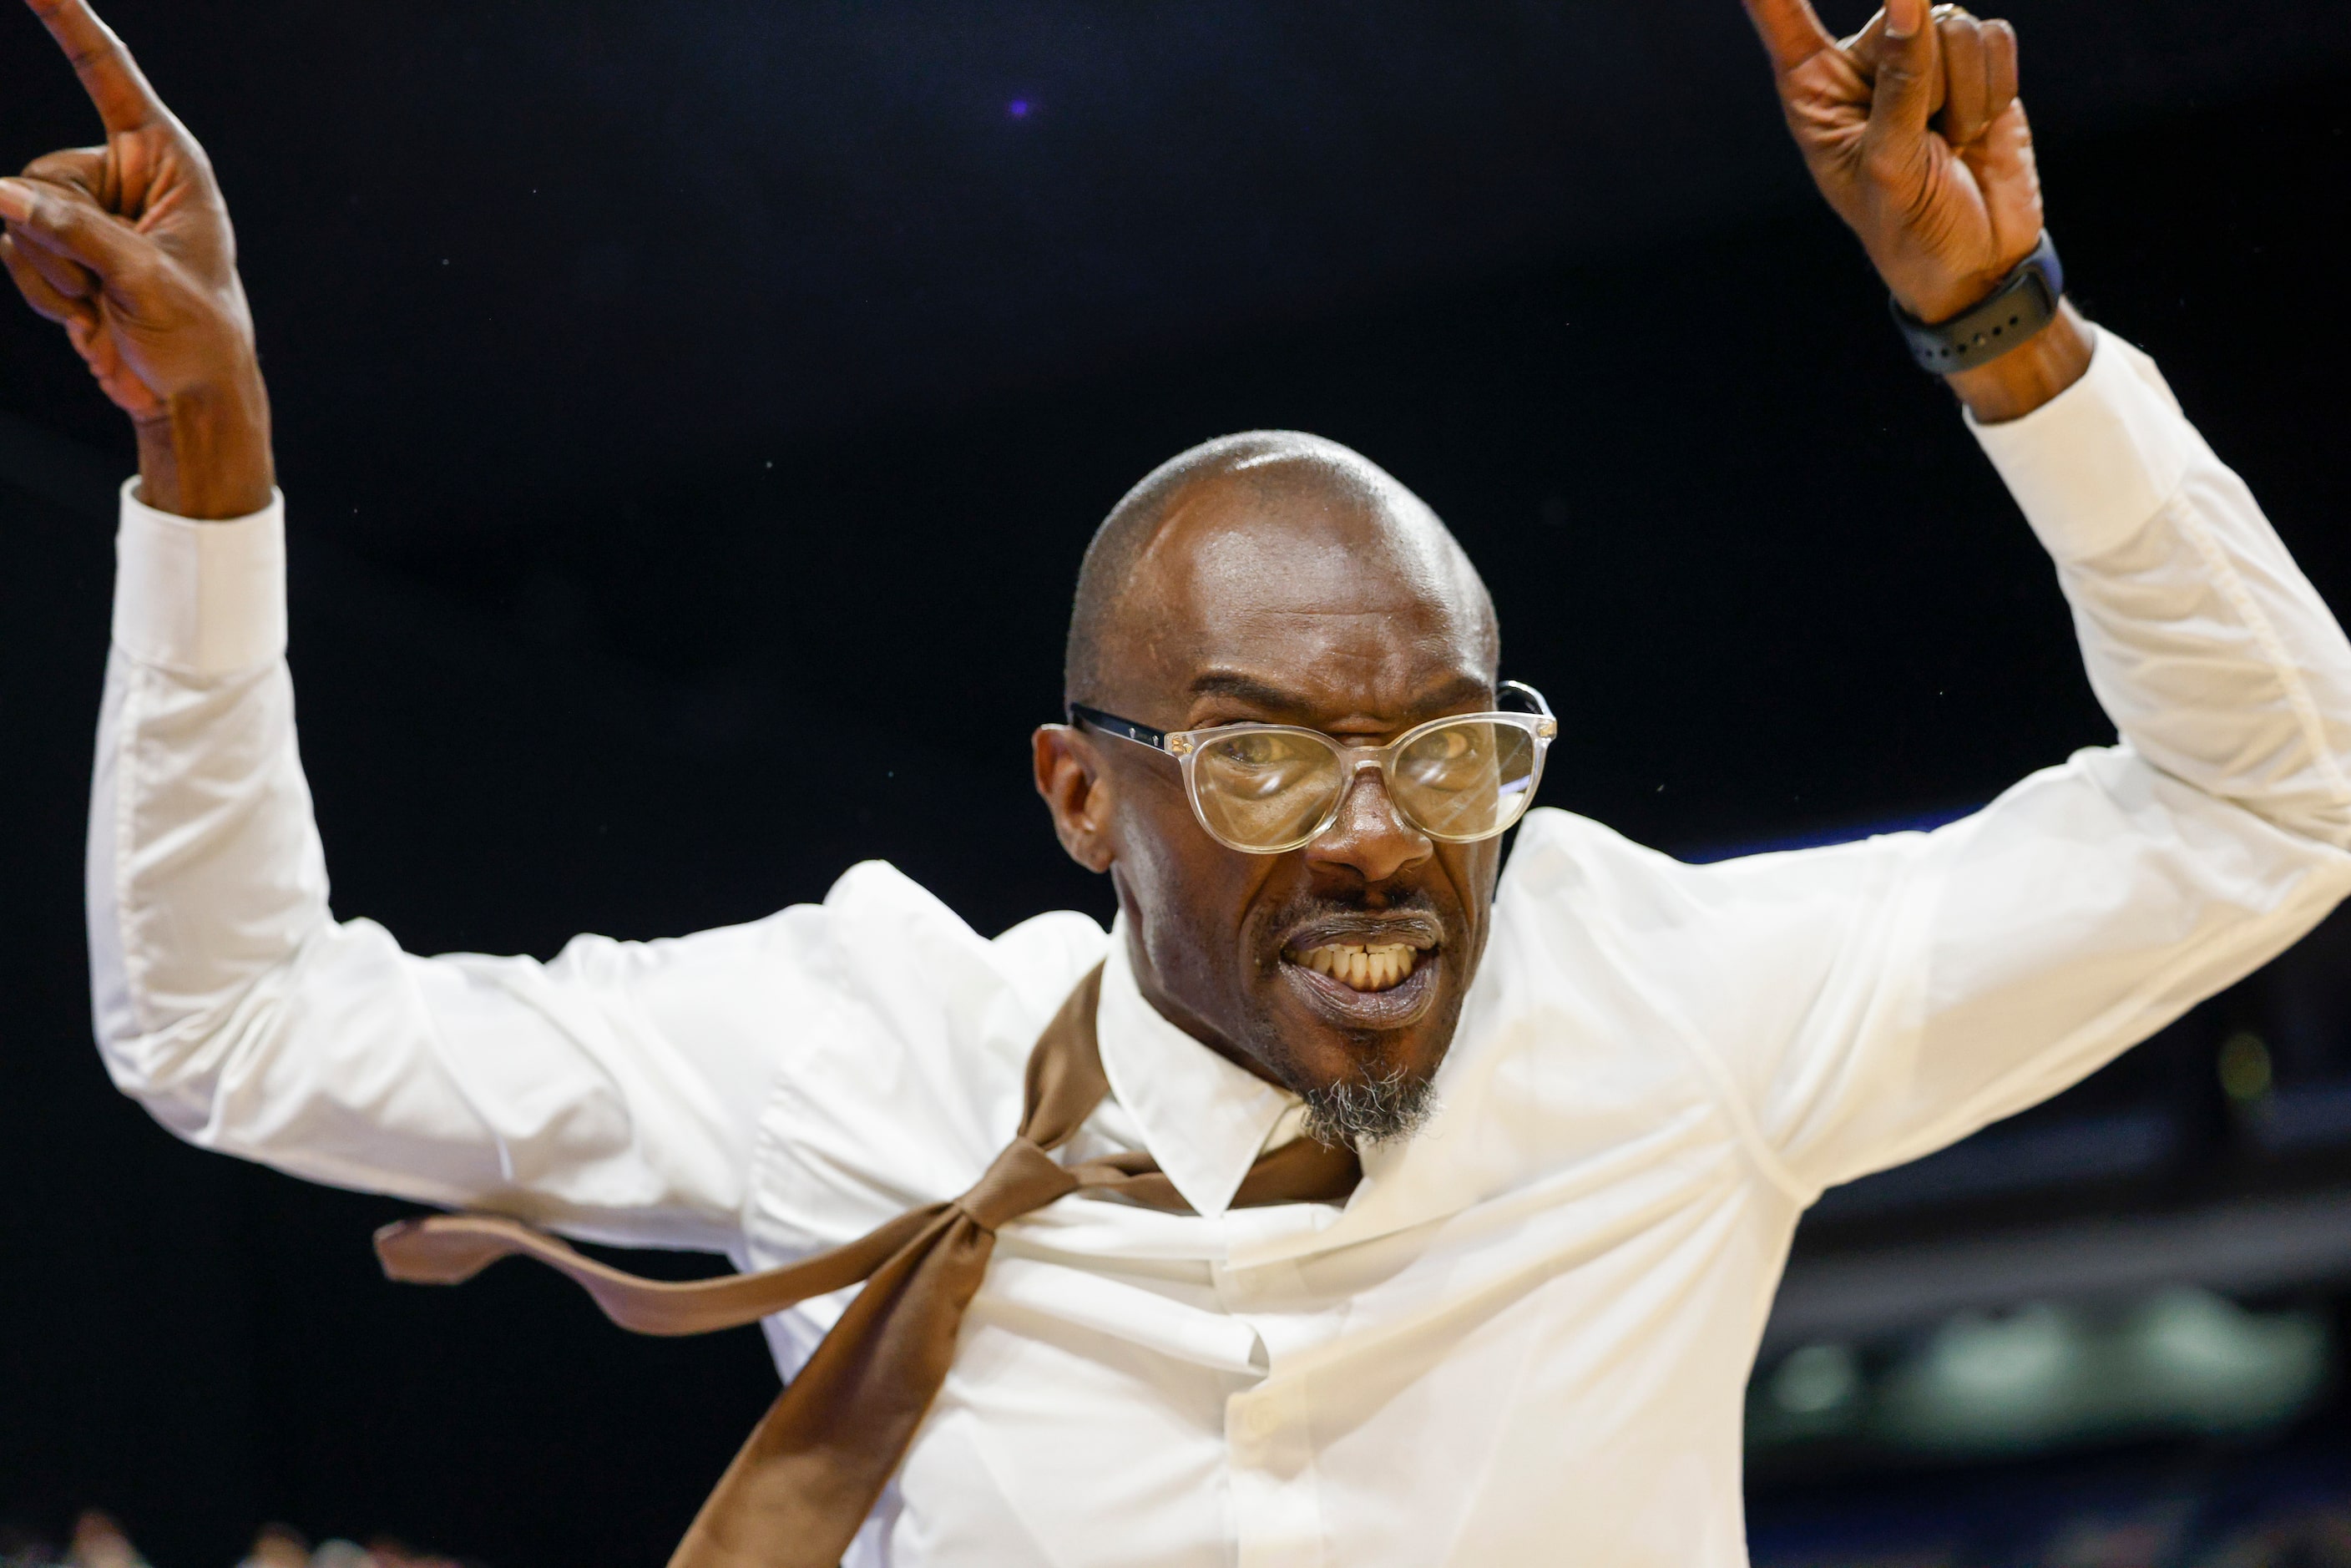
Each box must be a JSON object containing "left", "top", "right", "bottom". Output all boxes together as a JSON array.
[
  {"left": 1620, "top": 0, "right": 2351, "bottom": 1191},
  {"left": 9, "top": 1, "right": 782, "bottom": 1247},
  {"left": 1739, "top": 0, "right": 2351, "bottom": 842}
]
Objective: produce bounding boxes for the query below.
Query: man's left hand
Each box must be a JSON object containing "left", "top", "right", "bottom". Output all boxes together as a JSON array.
[
  {"left": 1743, "top": 0, "right": 2092, "bottom": 419},
  {"left": 1745, "top": 0, "right": 2036, "bottom": 322}
]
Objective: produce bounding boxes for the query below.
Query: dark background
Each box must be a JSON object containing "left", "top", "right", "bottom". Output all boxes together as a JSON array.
[{"left": 3, "top": 2, "right": 2349, "bottom": 1564}]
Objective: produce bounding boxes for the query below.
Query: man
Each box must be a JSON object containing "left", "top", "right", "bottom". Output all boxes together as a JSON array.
[{"left": 7, "top": 0, "right": 2348, "bottom": 1562}]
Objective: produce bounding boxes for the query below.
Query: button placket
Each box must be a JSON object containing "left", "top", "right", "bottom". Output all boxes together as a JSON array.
[
  {"left": 1218, "top": 1229, "right": 1332, "bottom": 1568},
  {"left": 1226, "top": 1381, "right": 1327, "bottom": 1568}
]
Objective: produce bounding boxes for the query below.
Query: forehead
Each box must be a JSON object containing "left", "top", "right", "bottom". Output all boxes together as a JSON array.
[{"left": 1123, "top": 467, "right": 1494, "bottom": 714}]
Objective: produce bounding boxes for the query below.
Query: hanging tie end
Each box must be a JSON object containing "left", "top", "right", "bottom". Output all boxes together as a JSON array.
[{"left": 373, "top": 1213, "right": 532, "bottom": 1287}]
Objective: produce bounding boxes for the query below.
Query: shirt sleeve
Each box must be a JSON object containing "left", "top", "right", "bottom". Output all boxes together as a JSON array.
[
  {"left": 1602, "top": 331, "right": 2351, "bottom": 1198},
  {"left": 87, "top": 481, "right": 799, "bottom": 1251}
]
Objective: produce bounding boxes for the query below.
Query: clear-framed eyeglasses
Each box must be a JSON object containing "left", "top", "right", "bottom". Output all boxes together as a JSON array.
[{"left": 1068, "top": 680, "right": 1558, "bottom": 856}]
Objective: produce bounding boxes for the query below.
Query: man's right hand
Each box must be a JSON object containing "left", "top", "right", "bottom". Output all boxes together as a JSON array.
[{"left": 1, "top": 0, "right": 272, "bottom": 518}]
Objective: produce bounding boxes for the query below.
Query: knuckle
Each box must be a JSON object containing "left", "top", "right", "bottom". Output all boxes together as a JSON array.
[
  {"left": 33, "top": 190, "right": 86, "bottom": 234},
  {"left": 63, "top": 35, "right": 125, "bottom": 75},
  {"left": 1873, "top": 49, "right": 1922, "bottom": 83},
  {"left": 12, "top": 185, "right": 59, "bottom": 229}
]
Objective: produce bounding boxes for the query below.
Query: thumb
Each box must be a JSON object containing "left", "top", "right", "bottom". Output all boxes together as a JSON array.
[
  {"left": 1863, "top": 0, "right": 1939, "bottom": 147},
  {"left": 0, "top": 176, "right": 152, "bottom": 286}
]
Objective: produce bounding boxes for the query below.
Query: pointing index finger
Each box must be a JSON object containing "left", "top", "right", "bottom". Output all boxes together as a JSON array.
[
  {"left": 1741, "top": 0, "right": 1839, "bottom": 73},
  {"left": 23, "top": 0, "right": 169, "bottom": 134}
]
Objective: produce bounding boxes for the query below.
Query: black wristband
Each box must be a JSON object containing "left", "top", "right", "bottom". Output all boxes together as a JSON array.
[{"left": 1890, "top": 232, "right": 2065, "bottom": 375}]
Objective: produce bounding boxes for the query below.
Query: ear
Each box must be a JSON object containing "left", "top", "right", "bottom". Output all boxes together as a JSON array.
[{"left": 1034, "top": 724, "right": 1117, "bottom": 873}]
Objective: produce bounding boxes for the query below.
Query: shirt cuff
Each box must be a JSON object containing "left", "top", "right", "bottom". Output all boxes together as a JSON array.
[
  {"left": 1967, "top": 326, "right": 2193, "bottom": 562},
  {"left": 111, "top": 478, "right": 288, "bottom": 677}
]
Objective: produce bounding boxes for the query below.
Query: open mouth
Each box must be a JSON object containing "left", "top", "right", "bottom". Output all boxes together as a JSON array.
[
  {"left": 1276, "top": 913, "right": 1444, "bottom": 1028},
  {"left": 1292, "top": 941, "right": 1422, "bottom": 993}
]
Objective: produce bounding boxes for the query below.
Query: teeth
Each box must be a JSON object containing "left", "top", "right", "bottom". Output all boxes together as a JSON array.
[{"left": 1294, "top": 942, "right": 1419, "bottom": 993}]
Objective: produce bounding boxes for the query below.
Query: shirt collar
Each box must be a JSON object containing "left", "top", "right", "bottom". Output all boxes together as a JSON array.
[{"left": 1095, "top": 915, "right": 1300, "bottom": 1218}]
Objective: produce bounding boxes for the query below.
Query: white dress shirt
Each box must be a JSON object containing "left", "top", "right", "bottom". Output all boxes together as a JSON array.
[{"left": 88, "top": 333, "right": 2351, "bottom": 1567}]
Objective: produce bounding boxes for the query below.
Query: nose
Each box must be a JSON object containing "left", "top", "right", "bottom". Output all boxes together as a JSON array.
[{"left": 1303, "top": 764, "right": 1433, "bottom": 886}]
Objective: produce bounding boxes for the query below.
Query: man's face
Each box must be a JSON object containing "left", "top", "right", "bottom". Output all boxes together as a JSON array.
[{"left": 1038, "top": 464, "right": 1502, "bottom": 1141}]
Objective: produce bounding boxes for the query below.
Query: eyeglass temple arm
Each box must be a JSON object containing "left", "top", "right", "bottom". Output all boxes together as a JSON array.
[
  {"left": 1499, "top": 680, "right": 1554, "bottom": 720},
  {"left": 1067, "top": 702, "right": 1169, "bottom": 752}
]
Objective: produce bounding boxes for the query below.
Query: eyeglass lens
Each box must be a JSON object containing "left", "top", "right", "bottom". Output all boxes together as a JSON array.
[{"left": 1189, "top": 719, "right": 1540, "bottom": 851}]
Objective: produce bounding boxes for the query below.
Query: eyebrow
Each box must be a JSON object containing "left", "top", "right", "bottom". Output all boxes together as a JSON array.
[
  {"left": 1186, "top": 670, "right": 1313, "bottom": 712},
  {"left": 1185, "top": 669, "right": 1494, "bottom": 717}
]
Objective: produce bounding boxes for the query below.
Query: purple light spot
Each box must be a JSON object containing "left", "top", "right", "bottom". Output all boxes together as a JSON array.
[{"left": 1007, "top": 99, "right": 1031, "bottom": 119}]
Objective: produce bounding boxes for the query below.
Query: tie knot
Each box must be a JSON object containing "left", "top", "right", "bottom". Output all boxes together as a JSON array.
[{"left": 954, "top": 1136, "right": 1081, "bottom": 1232}]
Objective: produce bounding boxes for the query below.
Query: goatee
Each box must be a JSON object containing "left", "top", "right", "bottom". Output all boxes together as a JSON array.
[{"left": 1301, "top": 1065, "right": 1439, "bottom": 1148}]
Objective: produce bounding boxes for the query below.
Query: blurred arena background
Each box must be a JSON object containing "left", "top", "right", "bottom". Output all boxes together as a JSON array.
[{"left": 3, "top": 2, "right": 2348, "bottom": 1564}]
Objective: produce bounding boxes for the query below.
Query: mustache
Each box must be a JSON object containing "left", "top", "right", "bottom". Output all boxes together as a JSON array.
[{"left": 1265, "top": 893, "right": 1447, "bottom": 956}]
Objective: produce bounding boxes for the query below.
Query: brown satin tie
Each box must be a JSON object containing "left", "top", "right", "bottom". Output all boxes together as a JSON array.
[{"left": 372, "top": 962, "right": 1362, "bottom": 1568}]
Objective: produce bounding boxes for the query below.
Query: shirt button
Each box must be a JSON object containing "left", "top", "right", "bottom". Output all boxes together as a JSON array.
[{"left": 1241, "top": 1402, "right": 1280, "bottom": 1440}]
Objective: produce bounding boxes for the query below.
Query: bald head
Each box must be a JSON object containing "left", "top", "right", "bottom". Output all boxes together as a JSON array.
[{"left": 1064, "top": 431, "right": 1497, "bottom": 713}]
